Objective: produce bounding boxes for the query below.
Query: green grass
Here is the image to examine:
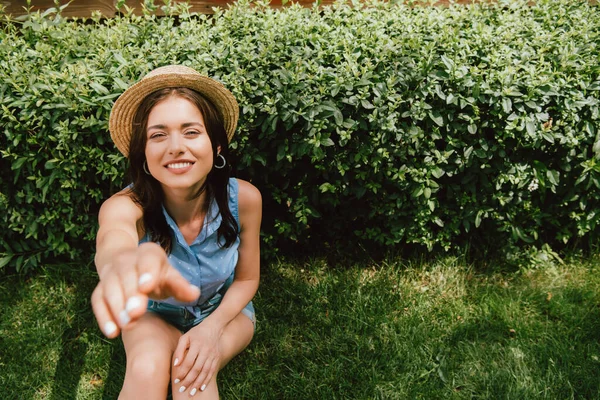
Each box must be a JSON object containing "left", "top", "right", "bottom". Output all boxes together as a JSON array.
[{"left": 1, "top": 254, "right": 600, "bottom": 399}]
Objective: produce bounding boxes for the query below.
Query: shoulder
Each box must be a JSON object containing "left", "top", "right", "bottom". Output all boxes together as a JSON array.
[
  {"left": 235, "top": 179, "right": 262, "bottom": 218},
  {"left": 98, "top": 189, "right": 144, "bottom": 225},
  {"left": 100, "top": 189, "right": 141, "bottom": 212}
]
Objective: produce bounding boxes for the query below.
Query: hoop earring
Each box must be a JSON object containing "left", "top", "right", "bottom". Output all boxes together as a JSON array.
[
  {"left": 214, "top": 154, "right": 227, "bottom": 169},
  {"left": 143, "top": 161, "right": 151, "bottom": 175}
]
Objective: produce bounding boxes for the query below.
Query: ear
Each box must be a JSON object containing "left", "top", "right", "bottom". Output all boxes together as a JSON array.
[{"left": 217, "top": 145, "right": 222, "bottom": 154}]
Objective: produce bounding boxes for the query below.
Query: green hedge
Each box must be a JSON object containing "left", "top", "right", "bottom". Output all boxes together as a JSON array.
[{"left": 1, "top": 0, "right": 599, "bottom": 270}]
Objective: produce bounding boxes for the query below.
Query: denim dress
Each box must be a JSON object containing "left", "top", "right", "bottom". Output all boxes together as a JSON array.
[{"left": 140, "top": 178, "right": 255, "bottom": 331}]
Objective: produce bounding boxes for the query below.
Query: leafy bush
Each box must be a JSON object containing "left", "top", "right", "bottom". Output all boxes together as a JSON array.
[{"left": 1, "top": 0, "right": 599, "bottom": 271}]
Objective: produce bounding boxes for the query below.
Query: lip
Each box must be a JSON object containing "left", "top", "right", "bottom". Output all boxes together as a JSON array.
[{"left": 163, "top": 159, "right": 195, "bottom": 174}]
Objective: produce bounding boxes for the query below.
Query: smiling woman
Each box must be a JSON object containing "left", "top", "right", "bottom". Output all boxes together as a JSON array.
[
  {"left": 145, "top": 93, "right": 217, "bottom": 194},
  {"left": 91, "top": 65, "right": 262, "bottom": 399}
]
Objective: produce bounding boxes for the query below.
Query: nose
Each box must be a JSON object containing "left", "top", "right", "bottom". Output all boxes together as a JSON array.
[{"left": 167, "top": 133, "right": 184, "bottom": 154}]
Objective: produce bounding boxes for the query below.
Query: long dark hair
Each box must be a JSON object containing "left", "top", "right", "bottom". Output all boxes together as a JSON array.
[{"left": 127, "top": 87, "right": 239, "bottom": 252}]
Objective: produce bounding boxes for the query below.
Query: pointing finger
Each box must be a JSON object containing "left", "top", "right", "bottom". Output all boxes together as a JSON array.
[{"left": 91, "top": 285, "right": 120, "bottom": 338}]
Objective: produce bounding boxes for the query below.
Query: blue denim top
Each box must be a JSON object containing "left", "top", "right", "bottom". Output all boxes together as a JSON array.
[{"left": 140, "top": 178, "right": 240, "bottom": 310}]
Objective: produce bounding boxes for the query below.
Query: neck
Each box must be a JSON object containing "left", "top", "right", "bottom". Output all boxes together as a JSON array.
[{"left": 162, "top": 185, "right": 209, "bottom": 225}]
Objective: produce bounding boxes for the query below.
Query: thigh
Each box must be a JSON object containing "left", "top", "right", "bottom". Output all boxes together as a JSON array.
[
  {"left": 171, "top": 312, "right": 254, "bottom": 400},
  {"left": 217, "top": 311, "right": 255, "bottom": 369}
]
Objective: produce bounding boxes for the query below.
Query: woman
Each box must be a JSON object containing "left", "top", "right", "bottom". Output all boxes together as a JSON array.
[{"left": 91, "top": 65, "right": 261, "bottom": 399}]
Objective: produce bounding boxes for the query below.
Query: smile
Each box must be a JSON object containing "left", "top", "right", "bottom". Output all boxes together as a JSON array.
[{"left": 166, "top": 162, "right": 194, "bottom": 169}]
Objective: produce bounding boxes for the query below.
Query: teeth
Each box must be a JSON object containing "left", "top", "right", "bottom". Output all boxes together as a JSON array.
[{"left": 167, "top": 162, "right": 192, "bottom": 169}]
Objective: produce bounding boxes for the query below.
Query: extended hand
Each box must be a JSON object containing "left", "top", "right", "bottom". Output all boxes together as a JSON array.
[{"left": 91, "top": 242, "right": 200, "bottom": 338}]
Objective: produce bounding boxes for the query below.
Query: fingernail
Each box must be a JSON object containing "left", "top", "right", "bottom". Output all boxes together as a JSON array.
[
  {"left": 190, "top": 284, "right": 200, "bottom": 293},
  {"left": 118, "top": 309, "right": 130, "bottom": 327},
  {"left": 174, "top": 378, "right": 180, "bottom": 384},
  {"left": 201, "top": 384, "right": 206, "bottom": 391},
  {"left": 190, "top": 388, "right": 197, "bottom": 396},
  {"left": 179, "top": 386, "right": 186, "bottom": 393},
  {"left": 173, "top": 358, "right": 179, "bottom": 366},
  {"left": 138, "top": 273, "right": 152, "bottom": 286},
  {"left": 125, "top": 296, "right": 142, "bottom": 313},
  {"left": 103, "top": 321, "right": 117, "bottom": 336}
]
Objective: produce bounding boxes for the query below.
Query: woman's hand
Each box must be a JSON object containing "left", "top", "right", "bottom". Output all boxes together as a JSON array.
[
  {"left": 91, "top": 242, "right": 200, "bottom": 338},
  {"left": 171, "top": 321, "right": 223, "bottom": 396}
]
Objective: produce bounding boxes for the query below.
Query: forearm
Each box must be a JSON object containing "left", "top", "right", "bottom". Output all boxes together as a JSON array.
[
  {"left": 204, "top": 278, "right": 259, "bottom": 331},
  {"left": 94, "top": 228, "right": 139, "bottom": 276}
]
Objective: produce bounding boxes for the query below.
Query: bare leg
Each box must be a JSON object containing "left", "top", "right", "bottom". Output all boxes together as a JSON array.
[
  {"left": 172, "top": 312, "right": 254, "bottom": 400},
  {"left": 119, "top": 313, "right": 182, "bottom": 400}
]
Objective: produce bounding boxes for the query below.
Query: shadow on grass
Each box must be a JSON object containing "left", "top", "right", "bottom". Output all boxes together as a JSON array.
[
  {"left": 4, "top": 254, "right": 600, "bottom": 399},
  {"left": 43, "top": 264, "right": 127, "bottom": 398},
  {"left": 49, "top": 326, "right": 89, "bottom": 400},
  {"left": 47, "top": 266, "right": 98, "bottom": 399},
  {"left": 0, "top": 265, "right": 103, "bottom": 399},
  {"left": 102, "top": 340, "right": 126, "bottom": 399},
  {"left": 443, "top": 282, "right": 600, "bottom": 398}
]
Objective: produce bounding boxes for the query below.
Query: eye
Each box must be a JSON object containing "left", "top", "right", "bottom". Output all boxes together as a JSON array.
[
  {"left": 148, "top": 132, "right": 166, "bottom": 140},
  {"left": 185, "top": 130, "right": 201, "bottom": 136}
]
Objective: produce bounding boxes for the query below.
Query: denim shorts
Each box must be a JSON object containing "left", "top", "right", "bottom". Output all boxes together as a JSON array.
[{"left": 147, "top": 299, "right": 255, "bottom": 333}]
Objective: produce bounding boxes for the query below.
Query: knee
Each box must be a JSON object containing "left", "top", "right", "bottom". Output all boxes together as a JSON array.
[{"left": 126, "top": 352, "right": 170, "bottom": 385}]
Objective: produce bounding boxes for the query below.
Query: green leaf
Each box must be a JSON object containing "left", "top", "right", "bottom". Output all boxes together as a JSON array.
[
  {"left": 475, "top": 211, "right": 483, "bottom": 228},
  {"left": 254, "top": 154, "right": 267, "bottom": 166},
  {"left": 15, "top": 255, "right": 24, "bottom": 272},
  {"left": 90, "top": 81, "right": 110, "bottom": 95},
  {"left": 547, "top": 170, "right": 560, "bottom": 186},
  {"left": 502, "top": 98, "right": 512, "bottom": 113},
  {"left": 429, "top": 111, "right": 444, "bottom": 127},
  {"left": 593, "top": 139, "right": 600, "bottom": 156},
  {"left": 45, "top": 159, "right": 58, "bottom": 169},
  {"left": 331, "top": 85, "right": 340, "bottom": 97},
  {"left": 361, "top": 99, "right": 375, "bottom": 109},
  {"left": 513, "top": 226, "right": 534, "bottom": 243},
  {"left": 526, "top": 120, "right": 536, "bottom": 136},
  {"left": 12, "top": 157, "right": 27, "bottom": 170},
  {"left": 427, "top": 200, "right": 436, "bottom": 212},
  {"left": 319, "top": 183, "right": 335, "bottom": 193},
  {"left": 504, "top": 89, "right": 524, "bottom": 97},
  {"left": 541, "top": 131, "right": 555, "bottom": 143},
  {"left": 464, "top": 146, "right": 474, "bottom": 159},
  {"left": 0, "top": 255, "right": 13, "bottom": 269},
  {"left": 113, "top": 52, "right": 128, "bottom": 66},
  {"left": 431, "top": 168, "right": 445, "bottom": 179},
  {"left": 321, "top": 138, "right": 335, "bottom": 147},
  {"left": 333, "top": 109, "right": 344, "bottom": 127},
  {"left": 412, "top": 187, "right": 423, "bottom": 198},
  {"left": 440, "top": 55, "right": 454, "bottom": 71}
]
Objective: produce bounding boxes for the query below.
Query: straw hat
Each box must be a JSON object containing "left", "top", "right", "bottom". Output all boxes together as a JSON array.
[{"left": 109, "top": 65, "right": 239, "bottom": 157}]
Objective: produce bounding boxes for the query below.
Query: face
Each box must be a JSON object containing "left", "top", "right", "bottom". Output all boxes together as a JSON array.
[{"left": 144, "top": 95, "right": 218, "bottom": 194}]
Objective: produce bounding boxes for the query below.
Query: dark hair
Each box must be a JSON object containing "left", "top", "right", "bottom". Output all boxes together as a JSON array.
[{"left": 127, "top": 87, "right": 239, "bottom": 252}]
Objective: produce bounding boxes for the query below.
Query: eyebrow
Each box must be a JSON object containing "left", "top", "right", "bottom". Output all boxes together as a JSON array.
[{"left": 147, "top": 122, "right": 204, "bottom": 131}]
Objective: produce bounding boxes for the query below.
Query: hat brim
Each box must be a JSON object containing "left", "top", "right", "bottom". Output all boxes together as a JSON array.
[{"left": 109, "top": 69, "right": 239, "bottom": 157}]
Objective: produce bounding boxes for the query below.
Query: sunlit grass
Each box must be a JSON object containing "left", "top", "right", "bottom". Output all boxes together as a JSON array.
[{"left": 1, "top": 253, "right": 599, "bottom": 399}]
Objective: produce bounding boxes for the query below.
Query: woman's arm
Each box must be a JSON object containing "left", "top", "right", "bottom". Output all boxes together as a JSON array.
[
  {"left": 94, "top": 191, "right": 143, "bottom": 275},
  {"left": 91, "top": 191, "right": 200, "bottom": 338},
  {"left": 203, "top": 178, "right": 262, "bottom": 330},
  {"left": 170, "top": 179, "right": 261, "bottom": 393}
]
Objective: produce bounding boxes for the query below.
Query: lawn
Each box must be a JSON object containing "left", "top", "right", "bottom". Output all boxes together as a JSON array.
[{"left": 1, "top": 253, "right": 599, "bottom": 399}]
